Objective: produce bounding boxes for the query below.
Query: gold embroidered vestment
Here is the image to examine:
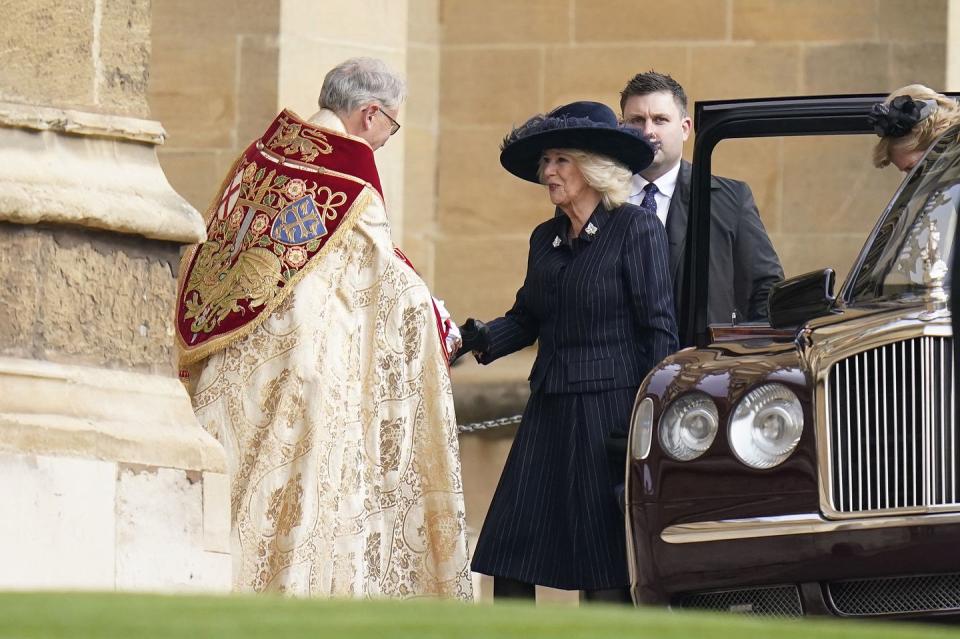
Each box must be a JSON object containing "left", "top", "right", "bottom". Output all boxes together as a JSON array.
[{"left": 177, "top": 110, "right": 472, "bottom": 599}]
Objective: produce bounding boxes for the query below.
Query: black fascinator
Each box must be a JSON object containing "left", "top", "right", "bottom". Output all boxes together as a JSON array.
[{"left": 867, "top": 95, "right": 938, "bottom": 138}]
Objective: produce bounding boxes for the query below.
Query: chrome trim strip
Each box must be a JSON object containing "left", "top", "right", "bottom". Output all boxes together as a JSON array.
[
  {"left": 893, "top": 341, "right": 900, "bottom": 508},
  {"left": 661, "top": 511, "right": 960, "bottom": 544},
  {"left": 625, "top": 428, "right": 639, "bottom": 603}
]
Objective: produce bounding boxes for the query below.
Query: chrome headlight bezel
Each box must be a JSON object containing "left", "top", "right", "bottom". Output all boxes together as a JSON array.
[
  {"left": 630, "top": 397, "right": 655, "bottom": 461},
  {"left": 658, "top": 392, "right": 719, "bottom": 461},
  {"left": 728, "top": 383, "right": 804, "bottom": 469}
]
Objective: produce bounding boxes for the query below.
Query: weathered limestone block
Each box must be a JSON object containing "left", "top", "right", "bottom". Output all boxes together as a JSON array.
[
  {"left": 437, "top": 128, "right": 544, "bottom": 234},
  {"left": 0, "top": 453, "right": 116, "bottom": 589},
  {"left": 688, "top": 45, "right": 801, "bottom": 100},
  {"left": 115, "top": 466, "right": 231, "bottom": 591},
  {"left": 443, "top": 0, "right": 567, "bottom": 44},
  {"left": 0, "top": 450, "right": 230, "bottom": 591},
  {"left": 0, "top": 0, "right": 95, "bottom": 109},
  {"left": 0, "top": 0, "right": 151, "bottom": 116},
  {"left": 440, "top": 49, "right": 541, "bottom": 126},
  {"left": 0, "top": 103, "right": 204, "bottom": 244},
  {"left": 732, "top": 0, "right": 875, "bottom": 42},
  {"left": 542, "top": 45, "right": 687, "bottom": 109},
  {"left": 99, "top": 0, "right": 152, "bottom": 116},
  {"left": 0, "top": 357, "right": 230, "bottom": 591},
  {"left": 803, "top": 43, "right": 890, "bottom": 94},
  {"left": 0, "top": 223, "right": 180, "bottom": 373},
  {"left": 574, "top": 0, "right": 726, "bottom": 42},
  {"left": 0, "top": 357, "right": 226, "bottom": 472},
  {"left": 0, "top": 95, "right": 226, "bottom": 591},
  {"left": 878, "top": 0, "right": 947, "bottom": 42}
]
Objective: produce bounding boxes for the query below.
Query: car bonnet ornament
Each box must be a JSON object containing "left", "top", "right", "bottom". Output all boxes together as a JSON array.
[{"left": 895, "top": 189, "right": 951, "bottom": 295}]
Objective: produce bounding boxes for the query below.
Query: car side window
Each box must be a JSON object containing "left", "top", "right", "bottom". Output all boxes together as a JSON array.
[{"left": 846, "top": 126, "right": 960, "bottom": 305}]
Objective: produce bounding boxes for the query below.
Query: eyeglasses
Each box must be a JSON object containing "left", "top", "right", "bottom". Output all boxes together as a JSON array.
[{"left": 376, "top": 108, "right": 401, "bottom": 136}]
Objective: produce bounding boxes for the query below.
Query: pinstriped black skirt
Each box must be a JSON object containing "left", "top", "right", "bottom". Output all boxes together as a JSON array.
[{"left": 470, "top": 387, "right": 635, "bottom": 591}]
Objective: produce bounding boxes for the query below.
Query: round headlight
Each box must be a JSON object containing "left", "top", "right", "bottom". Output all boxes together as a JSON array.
[
  {"left": 658, "top": 393, "right": 718, "bottom": 461},
  {"left": 630, "top": 397, "right": 655, "bottom": 461},
  {"left": 729, "top": 383, "right": 803, "bottom": 469}
]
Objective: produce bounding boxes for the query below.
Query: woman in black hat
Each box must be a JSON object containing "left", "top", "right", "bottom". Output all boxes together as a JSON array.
[
  {"left": 457, "top": 101, "right": 678, "bottom": 602},
  {"left": 870, "top": 84, "right": 960, "bottom": 172}
]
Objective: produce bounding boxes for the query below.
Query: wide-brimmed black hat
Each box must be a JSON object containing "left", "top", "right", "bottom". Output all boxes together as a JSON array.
[{"left": 499, "top": 101, "right": 655, "bottom": 184}]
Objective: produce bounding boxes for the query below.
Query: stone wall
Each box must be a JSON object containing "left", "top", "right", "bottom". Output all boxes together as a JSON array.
[
  {"left": 403, "top": 0, "right": 441, "bottom": 283},
  {"left": 0, "top": 0, "right": 151, "bottom": 116},
  {"left": 149, "top": 0, "right": 281, "bottom": 214},
  {"left": 0, "top": 0, "right": 229, "bottom": 591},
  {"left": 0, "top": 224, "right": 180, "bottom": 373}
]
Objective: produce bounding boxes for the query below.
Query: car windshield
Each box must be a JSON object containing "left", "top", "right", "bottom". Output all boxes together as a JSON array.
[{"left": 844, "top": 125, "right": 960, "bottom": 306}]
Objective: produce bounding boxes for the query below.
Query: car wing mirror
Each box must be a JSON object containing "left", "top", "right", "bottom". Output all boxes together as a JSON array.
[{"left": 768, "top": 268, "right": 837, "bottom": 329}]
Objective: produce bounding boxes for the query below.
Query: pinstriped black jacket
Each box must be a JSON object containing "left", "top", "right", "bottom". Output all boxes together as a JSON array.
[{"left": 478, "top": 203, "right": 678, "bottom": 394}]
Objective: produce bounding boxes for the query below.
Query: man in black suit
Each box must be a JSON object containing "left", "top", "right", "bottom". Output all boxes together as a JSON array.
[{"left": 619, "top": 71, "right": 783, "bottom": 341}]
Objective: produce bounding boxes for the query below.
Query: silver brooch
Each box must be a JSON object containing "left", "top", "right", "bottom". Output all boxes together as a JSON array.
[
  {"left": 585, "top": 222, "right": 598, "bottom": 236},
  {"left": 552, "top": 236, "right": 561, "bottom": 248}
]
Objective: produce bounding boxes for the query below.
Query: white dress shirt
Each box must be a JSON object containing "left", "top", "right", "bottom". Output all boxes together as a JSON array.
[{"left": 627, "top": 161, "right": 682, "bottom": 227}]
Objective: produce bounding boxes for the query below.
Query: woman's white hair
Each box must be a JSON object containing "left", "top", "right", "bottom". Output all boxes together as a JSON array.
[
  {"left": 537, "top": 149, "right": 633, "bottom": 209},
  {"left": 318, "top": 57, "right": 406, "bottom": 115}
]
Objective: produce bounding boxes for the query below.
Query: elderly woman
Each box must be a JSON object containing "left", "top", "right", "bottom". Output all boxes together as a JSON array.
[
  {"left": 871, "top": 84, "right": 960, "bottom": 172},
  {"left": 457, "top": 101, "right": 678, "bottom": 602}
]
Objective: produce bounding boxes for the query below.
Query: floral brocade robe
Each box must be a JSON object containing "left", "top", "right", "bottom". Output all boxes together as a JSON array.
[{"left": 181, "top": 111, "right": 472, "bottom": 599}]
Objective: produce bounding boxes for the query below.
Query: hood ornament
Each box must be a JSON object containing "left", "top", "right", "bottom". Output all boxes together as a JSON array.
[
  {"left": 897, "top": 189, "right": 949, "bottom": 300},
  {"left": 920, "top": 216, "right": 949, "bottom": 286}
]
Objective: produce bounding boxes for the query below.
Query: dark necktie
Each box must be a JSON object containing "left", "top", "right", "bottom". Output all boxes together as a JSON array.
[{"left": 640, "top": 182, "right": 659, "bottom": 214}]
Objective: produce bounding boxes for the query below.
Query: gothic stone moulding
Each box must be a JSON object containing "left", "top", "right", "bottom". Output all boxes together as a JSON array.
[
  {"left": 0, "top": 101, "right": 205, "bottom": 244},
  {"left": 0, "top": 356, "right": 226, "bottom": 474}
]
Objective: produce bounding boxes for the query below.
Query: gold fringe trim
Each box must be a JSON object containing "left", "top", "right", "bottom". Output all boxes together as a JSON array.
[
  {"left": 176, "top": 187, "right": 375, "bottom": 368},
  {"left": 172, "top": 149, "right": 248, "bottom": 371}
]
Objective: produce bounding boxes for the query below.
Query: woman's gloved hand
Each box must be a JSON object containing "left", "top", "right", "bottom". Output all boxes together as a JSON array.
[{"left": 452, "top": 318, "right": 490, "bottom": 363}]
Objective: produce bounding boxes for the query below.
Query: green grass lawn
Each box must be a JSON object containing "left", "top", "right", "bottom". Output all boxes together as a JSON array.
[{"left": 0, "top": 592, "right": 957, "bottom": 639}]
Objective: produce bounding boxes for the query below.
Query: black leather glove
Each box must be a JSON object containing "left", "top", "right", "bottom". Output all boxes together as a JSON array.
[
  {"left": 605, "top": 433, "right": 628, "bottom": 514},
  {"left": 605, "top": 433, "right": 628, "bottom": 469},
  {"left": 452, "top": 318, "right": 490, "bottom": 363}
]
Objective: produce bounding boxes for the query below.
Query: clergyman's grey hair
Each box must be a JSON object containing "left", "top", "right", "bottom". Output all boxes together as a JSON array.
[{"left": 318, "top": 57, "right": 406, "bottom": 115}]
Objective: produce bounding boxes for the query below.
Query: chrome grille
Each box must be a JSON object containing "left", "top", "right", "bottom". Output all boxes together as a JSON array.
[
  {"left": 826, "top": 336, "right": 959, "bottom": 513},
  {"left": 674, "top": 585, "right": 802, "bottom": 617},
  {"left": 828, "top": 573, "right": 960, "bottom": 616}
]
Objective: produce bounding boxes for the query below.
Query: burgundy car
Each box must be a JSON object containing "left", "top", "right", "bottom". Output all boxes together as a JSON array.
[{"left": 626, "top": 95, "right": 960, "bottom": 619}]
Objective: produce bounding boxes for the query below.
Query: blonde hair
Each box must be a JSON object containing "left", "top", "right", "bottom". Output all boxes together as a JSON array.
[
  {"left": 873, "top": 84, "right": 960, "bottom": 168},
  {"left": 536, "top": 148, "right": 633, "bottom": 209}
]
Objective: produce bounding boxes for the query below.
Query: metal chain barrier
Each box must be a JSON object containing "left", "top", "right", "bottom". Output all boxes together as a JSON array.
[{"left": 457, "top": 414, "right": 523, "bottom": 434}]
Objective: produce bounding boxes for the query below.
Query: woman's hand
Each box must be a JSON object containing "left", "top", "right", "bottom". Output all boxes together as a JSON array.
[{"left": 451, "top": 318, "right": 490, "bottom": 364}]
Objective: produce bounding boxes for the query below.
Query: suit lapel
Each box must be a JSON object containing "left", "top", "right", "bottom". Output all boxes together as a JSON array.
[{"left": 665, "top": 160, "right": 691, "bottom": 283}]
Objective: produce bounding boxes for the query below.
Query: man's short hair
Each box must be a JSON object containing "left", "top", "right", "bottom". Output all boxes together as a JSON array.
[
  {"left": 619, "top": 71, "right": 688, "bottom": 117},
  {"left": 319, "top": 57, "right": 406, "bottom": 115}
]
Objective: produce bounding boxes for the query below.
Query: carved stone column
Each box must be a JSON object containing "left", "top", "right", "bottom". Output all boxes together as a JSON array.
[{"left": 0, "top": 0, "right": 229, "bottom": 590}]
